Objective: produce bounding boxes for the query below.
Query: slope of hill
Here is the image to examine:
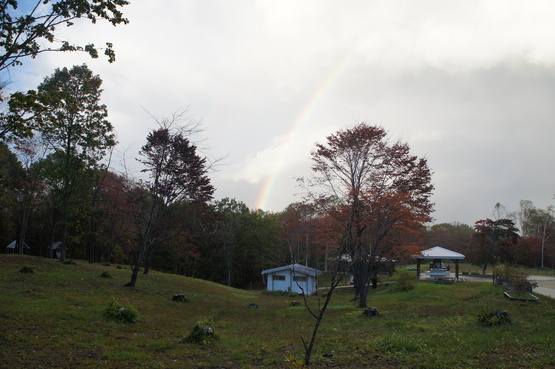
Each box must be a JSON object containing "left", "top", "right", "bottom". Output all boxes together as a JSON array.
[{"left": 1, "top": 255, "right": 554, "bottom": 368}]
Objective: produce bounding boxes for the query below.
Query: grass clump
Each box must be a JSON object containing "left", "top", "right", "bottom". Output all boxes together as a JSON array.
[
  {"left": 103, "top": 297, "right": 138, "bottom": 323},
  {"left": 100, "top": 271, "right": 112, "bottom": 278},
  {"left": 261, "top": 290, "right": 299, "bottom": 297},
  {"left": 19, "top": 266, "right": 34, "bottom": 273},
  {"left": 183, "top": 318, "right": 219, "bottom": 345}
]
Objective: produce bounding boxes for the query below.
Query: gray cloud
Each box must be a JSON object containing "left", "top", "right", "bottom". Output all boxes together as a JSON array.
[{"left": 5, "top": 0, "right": 555, "bottom": 226}]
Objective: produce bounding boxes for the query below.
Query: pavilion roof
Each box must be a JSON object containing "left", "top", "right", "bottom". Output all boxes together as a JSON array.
[{"left": 416, "top": 246, "right": 465, "bottom": 260}]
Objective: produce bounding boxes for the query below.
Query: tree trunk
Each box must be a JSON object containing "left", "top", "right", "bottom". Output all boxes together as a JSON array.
[
  {"left": 60, "top": 211, "right": 68, "bottom": 262},
  {"left": 302, "top": 269, "right": 345, "bottom": 367},
  {"left": 371, "top": 273, "right": 378, "bottom": 289},
  {"left": 143, "top": 243, "right": 159, "bottom": 275},
  {"left": 304, "top": 314, "right": 323, "bottom": 367},
  {"left": 126, "top": 239, "right": 147, "bottom": 287},
  {"left": 16, "top": 204, "right": 30, "bottom": 254},
  {"left": 88, "top": 215, "right": 97, "bottom": 263},
  {"left": 352, "top": 260, "right": 369, "bottom": 307}
]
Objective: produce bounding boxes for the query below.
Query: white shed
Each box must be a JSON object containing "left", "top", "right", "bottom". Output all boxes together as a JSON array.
[{"left": 261, "top": 264, "right": 322, "bottom": 295}]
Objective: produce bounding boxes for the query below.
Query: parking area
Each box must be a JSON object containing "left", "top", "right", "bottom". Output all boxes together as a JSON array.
[{"left": 422, "top": 274, "right": 555, "bottom": 299}]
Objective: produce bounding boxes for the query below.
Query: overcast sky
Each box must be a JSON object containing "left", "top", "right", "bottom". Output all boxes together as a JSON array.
[{"left": 6, "top": 0, "right": 555, "bottom": 225}]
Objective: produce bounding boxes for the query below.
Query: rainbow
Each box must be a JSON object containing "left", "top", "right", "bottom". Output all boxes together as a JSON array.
[{"left": 254, "top": 43, "right": 366, "bottom": 211}]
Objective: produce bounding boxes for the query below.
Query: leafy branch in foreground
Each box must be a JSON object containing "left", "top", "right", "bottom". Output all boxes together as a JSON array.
[{"left": 0, "top": 0, "right": 129, "bottom": 72}]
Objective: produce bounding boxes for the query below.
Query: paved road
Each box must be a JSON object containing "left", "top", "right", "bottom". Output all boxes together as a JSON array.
[
  {"left": 422, "top": 274, "right": 555, "bottom": 299},
  {"left": 529, "top": 275, "right": 555, "bottom": 299}
]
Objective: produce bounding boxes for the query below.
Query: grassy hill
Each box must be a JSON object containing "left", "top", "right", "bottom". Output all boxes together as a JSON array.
[{"left": 1, "top": 255, "right": 554, "bottom": 368}]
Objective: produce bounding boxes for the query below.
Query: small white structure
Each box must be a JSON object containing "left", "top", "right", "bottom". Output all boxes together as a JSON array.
[
  {"left": 6, "top": 240, "right": 30, "bottom": 254},
  {"left": 415, "top": 246, "right": 465, "bottom": 281},
  {"left": 48, "top": 242, "right": 63, "bottom": 259},
  {"left": 261, "top": 264, "right": 322, "bottom": 295}
]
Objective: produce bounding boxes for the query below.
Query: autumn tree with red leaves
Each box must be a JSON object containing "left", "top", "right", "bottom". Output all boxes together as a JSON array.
[
  {"left": 298, "top": 123, "right": 434, "bottom": 367},
  {"left": 305, "top": 123, "right": 434, "bottom": 307}
]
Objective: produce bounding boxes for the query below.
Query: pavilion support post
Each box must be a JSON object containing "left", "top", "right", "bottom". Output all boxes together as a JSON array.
[
  {"left": 416, "top": 258, "right": 421, "bottom": 280},
  {"left": 455, "top": 260, "right": 460, "bottom": 281}
]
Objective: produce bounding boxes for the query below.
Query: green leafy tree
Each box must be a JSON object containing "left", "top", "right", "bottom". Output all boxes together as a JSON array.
[
  {"left": 0, "top": 141, "right": 21, "bottom": 246},
  {"left": 211, "top": 198, "right": 249, "bottom": 287},
  {"left": 427, "top": 222, "right": 473, "bottom": 252},
  {"left": 10, "top": 138, "right": 47, "bottom": 255},
  {"left": 0, "top": 0, "right": 129, "bottom": 141},
  {"left": 468, "top": 218, "right": 520, "bottom": 273},
  {"left": 28, "top": 64, "right": 115, "bottom": 261},
  {"left": 0, "top": 0, "right": 129, "bottom": 72}
]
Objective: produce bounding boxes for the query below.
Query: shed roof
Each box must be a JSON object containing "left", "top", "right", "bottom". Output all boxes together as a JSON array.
[
  {"left": 261, "top": 264, "right": 322, "bottom": 277},
  {"left": 417, "top": 246, "right": 465, "bottom": 260},
  {"left": 49, "top": 241, "right": 62, "bottom": 250},
  {"left": 6, "top": 240, "right": 30, "bottom": 249}
]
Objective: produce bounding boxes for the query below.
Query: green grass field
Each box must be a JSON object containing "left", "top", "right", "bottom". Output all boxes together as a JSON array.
[{"left": 1, "top": 255, "right": 554, "bottom": 368}]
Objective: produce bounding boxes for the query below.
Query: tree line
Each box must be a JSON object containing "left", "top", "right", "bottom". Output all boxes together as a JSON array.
[{"left": 1, "top": 66, "right": 553, "bottom": 290}]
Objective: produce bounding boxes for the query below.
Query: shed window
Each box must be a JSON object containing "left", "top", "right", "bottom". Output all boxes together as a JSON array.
[
  {"left": 273, "top": 275, "right": 285, "bottom": 281},
  {"left": 293, "top": 276, "right": 307, "bottom": 282}
]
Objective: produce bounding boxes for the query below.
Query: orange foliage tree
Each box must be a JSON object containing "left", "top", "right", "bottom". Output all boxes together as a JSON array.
[{"left": 304, "top": 123, "right": 434, "bottom": 307}]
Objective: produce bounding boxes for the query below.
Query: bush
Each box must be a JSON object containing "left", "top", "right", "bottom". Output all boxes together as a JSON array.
[
  {"left": 100, "top": 271, "right": 112, "bottom": 278},
  {"left": 362, "top": 307, "right": 379, "bottom": 317},
  {"left": 19, "top": 266, "right": 34, "bottom": 273},
  {"left": 494, "top": 265, "right": 537, "bottom": 292},
  {"left": 183, "top": 318, "right": 218, "bottom": 345},
  {"left": 103, "top": 297, "right": 138, "bottom": 323},
  {"left": 477, "top": 309, "right": 512, "bottom": 326},
  {"left": 397, "top": 271, "right": 415, "bottom": 291}
]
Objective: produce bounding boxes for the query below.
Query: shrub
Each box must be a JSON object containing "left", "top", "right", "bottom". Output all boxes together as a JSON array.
[
  {"left": 100, "top": 271, "right": 112, "bottom": 278},
  {"left": 183, "top": 318, "right": 218, "bottom": 345},
  {"left": 477, "top": 309, "right": 512, "bottom": 326},
  {"left": 494, "top": 265, "right": 537, "bottom": 292},
  {"left": 103, "top": 297, "right": 138, "bottom": 323},
  {"left": 397, "top": 271, "right": 415, "bottom": 291},
  {"left": 19, "top": 266, "right": 34, "bottom": 273},
  {"left": 362, "top": 307, "right": 379, "bottom": 317}
]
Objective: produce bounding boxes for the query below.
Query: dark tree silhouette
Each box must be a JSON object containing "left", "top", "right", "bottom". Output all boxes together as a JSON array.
[{"left": 126, "top": 124, "right": 214, "bottom": 287}]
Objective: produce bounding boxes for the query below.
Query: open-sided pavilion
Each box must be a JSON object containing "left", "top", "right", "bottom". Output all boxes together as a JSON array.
[{"left": 415, "top": 246, "right": 465, "bottom": 281}]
